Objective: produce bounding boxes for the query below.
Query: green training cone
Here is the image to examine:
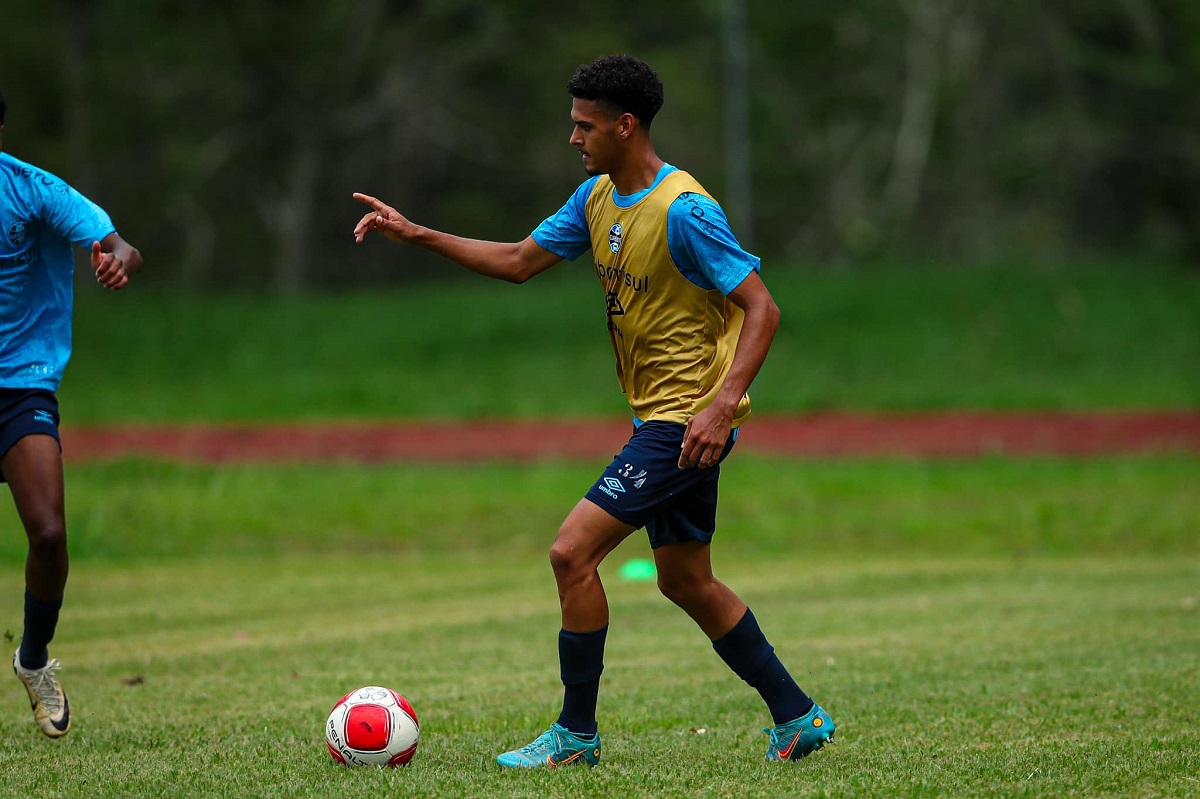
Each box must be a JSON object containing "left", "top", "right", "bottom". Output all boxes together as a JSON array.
[{"left": 617, "top": 558, "right": 657, "bottom": 581}]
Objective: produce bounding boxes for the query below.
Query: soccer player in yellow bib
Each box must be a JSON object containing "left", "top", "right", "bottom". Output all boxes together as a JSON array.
[{"left": 352, "top": 54, "right": 834, "bottom": 767}]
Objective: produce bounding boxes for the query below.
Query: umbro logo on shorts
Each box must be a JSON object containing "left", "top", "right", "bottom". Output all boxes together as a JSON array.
[
  {"left": 597, "top": 476, "right": 627, "bottom": 501},
  {"left": 33, "top": 410, "right": 55, "bottom": 425}
]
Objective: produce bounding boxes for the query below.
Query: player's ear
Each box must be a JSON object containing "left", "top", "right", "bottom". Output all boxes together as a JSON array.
[{"left": 618, "top": 113, "right": 635, "bottom": 139}]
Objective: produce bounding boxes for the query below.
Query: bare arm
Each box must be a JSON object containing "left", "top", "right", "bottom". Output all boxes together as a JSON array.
[
  {"left": 678, "top": 270, "right": 780, "bottom": 469},
  {"left": 91, "top": 232, "right": 142, "bottom": 291},
  {"left": 352, "top": 192, "right": 561, "bottom": 284}
]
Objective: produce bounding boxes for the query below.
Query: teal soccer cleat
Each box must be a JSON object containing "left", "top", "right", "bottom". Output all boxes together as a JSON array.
[
  {"left": 764, "top": 704, "right": 835, "bottom": 761},
  {"left": 496, "top": 723, "right": 601, "bottom": 769}
]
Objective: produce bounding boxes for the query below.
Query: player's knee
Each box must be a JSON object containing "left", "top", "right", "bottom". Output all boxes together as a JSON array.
[
  {"left": 657, "top": 571, "right": 701, "bottom": 606},
  {"left": 547, "top": 540, "right": 576, "bottom": 577},
  {"left": 548, "top": 538, "right": 589, "bottom": 585},
  {"left": 26, "top": 521, "right": 67, "bottom": 559}
]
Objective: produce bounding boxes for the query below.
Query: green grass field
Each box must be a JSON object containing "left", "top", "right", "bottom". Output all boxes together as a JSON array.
[
  {"left": 0, "top": 263, "right": 1196, "bottom": 797},
  {"left": 0, "top": 456, "right": 1196, "bottom": 798}
]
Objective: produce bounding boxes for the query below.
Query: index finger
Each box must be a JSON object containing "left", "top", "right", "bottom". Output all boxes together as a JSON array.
[{"left": 352, "top": 192, "right": 387, "bottom": 212}]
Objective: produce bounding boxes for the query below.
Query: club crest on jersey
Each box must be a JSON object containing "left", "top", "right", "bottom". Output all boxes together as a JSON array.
[
  {"left": 608, "top": 223, "right": 623, "bottom": 254},
  {"left": 8, "top": 222, "right": 28, "bottom": 248}
]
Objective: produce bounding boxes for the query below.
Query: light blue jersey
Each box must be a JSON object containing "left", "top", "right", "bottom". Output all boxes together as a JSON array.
[
  {"left": 0, "top": 152, "right": 115, "bottom": 391},
  {"left": 531, "top": 163, "right": 760, "bottom": 294}
]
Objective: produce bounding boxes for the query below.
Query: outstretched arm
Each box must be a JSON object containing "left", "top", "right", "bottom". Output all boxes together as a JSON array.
[
  {"left": 91, "top": 232, "right": 142, "bottom": 291},
  {"left": 352, "top": 192, "right": 562, "bottom": 284},
  {"left": 678, "top": 270, "right": 780, "bottom": 469}
]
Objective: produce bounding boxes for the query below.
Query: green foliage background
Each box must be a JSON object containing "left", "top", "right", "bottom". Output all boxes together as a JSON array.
[
  {"left": 2, "top": 6, "right": 1199, "bottom": 790},
  {"left": 4, "top": 1, "right": 1200, "bottom": 290}
]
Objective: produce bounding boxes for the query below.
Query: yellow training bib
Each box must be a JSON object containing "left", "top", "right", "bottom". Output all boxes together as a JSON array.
[{"left": 584, "top": 170, "right": 751, "bottom": 427}]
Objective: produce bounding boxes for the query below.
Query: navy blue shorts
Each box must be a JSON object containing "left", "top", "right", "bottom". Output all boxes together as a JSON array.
[
  {"left": 0, "top": 389, "right": 61, "bottom": 482},
  {"left": 584, "top": 420, "right": 736, "bottom": 549}
]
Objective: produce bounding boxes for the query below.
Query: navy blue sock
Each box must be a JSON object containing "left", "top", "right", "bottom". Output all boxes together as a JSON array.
[
  {"left": 713, "top": 608, "right": 814, "bottom": 724},
  {"left": 19, "top": 590, "right": 62, "bottom": 671},
  {"left": 555, "top": 626, "right": 607, "bottom": 737}
]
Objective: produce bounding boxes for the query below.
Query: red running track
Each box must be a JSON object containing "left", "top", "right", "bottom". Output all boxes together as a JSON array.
[{"left": 60, "top": 412, "right": 1200, "bottom": 464}]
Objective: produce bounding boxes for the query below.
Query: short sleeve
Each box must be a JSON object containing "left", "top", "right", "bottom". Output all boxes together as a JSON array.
[
  {"left": 32, "top": 170, "right": 115, "bottom": 248},
  {"left": 531, "top": 176, "right": 601, "bottom": 262},
  {"left": 666, "top": 192, "right": 760, "bottom": 294}
]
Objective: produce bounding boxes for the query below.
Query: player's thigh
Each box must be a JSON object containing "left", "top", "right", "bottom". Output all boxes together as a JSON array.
[
  {"left": 2, "top": 434, "right": 66, "bottom": 532},
  {"left": 553, "top": 498, "right": 638, "bottom": 569}
]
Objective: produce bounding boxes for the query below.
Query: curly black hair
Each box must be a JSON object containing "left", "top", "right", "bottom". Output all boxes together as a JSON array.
[
  {"left": 567, "top": 54, "right": 664, "bottom": 128},
  {"left": 0, "top": 89, "right": 6, "bottom": 126}
]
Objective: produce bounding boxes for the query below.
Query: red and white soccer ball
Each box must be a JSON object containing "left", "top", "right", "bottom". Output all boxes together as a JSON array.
[{"left": 325, "top": 686, "right": 420, "bottom": 767}]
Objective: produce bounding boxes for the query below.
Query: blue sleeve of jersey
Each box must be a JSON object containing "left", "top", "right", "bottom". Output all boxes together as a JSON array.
[
  {"left": 531, "top": 176, "right": 601, "bottom": 262},
  {"left": 32, "top": 169, "right": 115, "bottom": 248},
  {"left": 666, "top": 192, "right": 760, "bottom": 294}
]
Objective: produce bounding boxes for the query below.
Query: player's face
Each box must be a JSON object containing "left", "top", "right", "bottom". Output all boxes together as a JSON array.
[{"left": 569, "top": 98, "right": 623, "bottom": 176}]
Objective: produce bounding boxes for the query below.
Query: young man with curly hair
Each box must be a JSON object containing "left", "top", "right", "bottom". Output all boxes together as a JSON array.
[
  {"left": 1, "top": 88, "right": 142, "bottom": 738},
  {"left": 352, "top": 54, "right": 834, "bottom": 767}
]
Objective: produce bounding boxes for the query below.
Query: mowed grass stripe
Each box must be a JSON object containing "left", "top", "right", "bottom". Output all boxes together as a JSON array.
[
  {"left": 1, "top": 455, "right": 1195, "bottom": 564},
  {"left": 0, "top": 553, "right": 1195, "bottom": 798}
]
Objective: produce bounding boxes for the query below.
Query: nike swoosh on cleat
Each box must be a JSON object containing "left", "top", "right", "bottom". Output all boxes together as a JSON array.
[
  {"left": 49, "top": 698, "right": 70, "bottom": 731},
  {"left": 778, "top": 731, "right": 804, "bottom": 760},
  {"left": 547, "top": 750, "right": 585, "bottom": 768}
]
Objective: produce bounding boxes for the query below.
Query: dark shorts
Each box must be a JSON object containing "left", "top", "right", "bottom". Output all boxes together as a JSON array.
[
  {"left": 0, "top": 389, "right": 62, "bottom": 482},
  {"left": 584, "top": 420, "right": 736, "bottom": 549}
]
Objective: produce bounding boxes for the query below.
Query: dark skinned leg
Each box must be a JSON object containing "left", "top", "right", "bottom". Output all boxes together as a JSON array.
[
  {"left": 3, "top": 434, "right": 68, "bottom": 600},
  {"left": 3, "top": 435, "right": 68, "bottom": 668}
]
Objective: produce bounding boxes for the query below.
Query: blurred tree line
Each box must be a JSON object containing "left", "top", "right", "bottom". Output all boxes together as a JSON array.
[{"left": 2, "top": 0, "right": 1198, "bottom": 291}]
